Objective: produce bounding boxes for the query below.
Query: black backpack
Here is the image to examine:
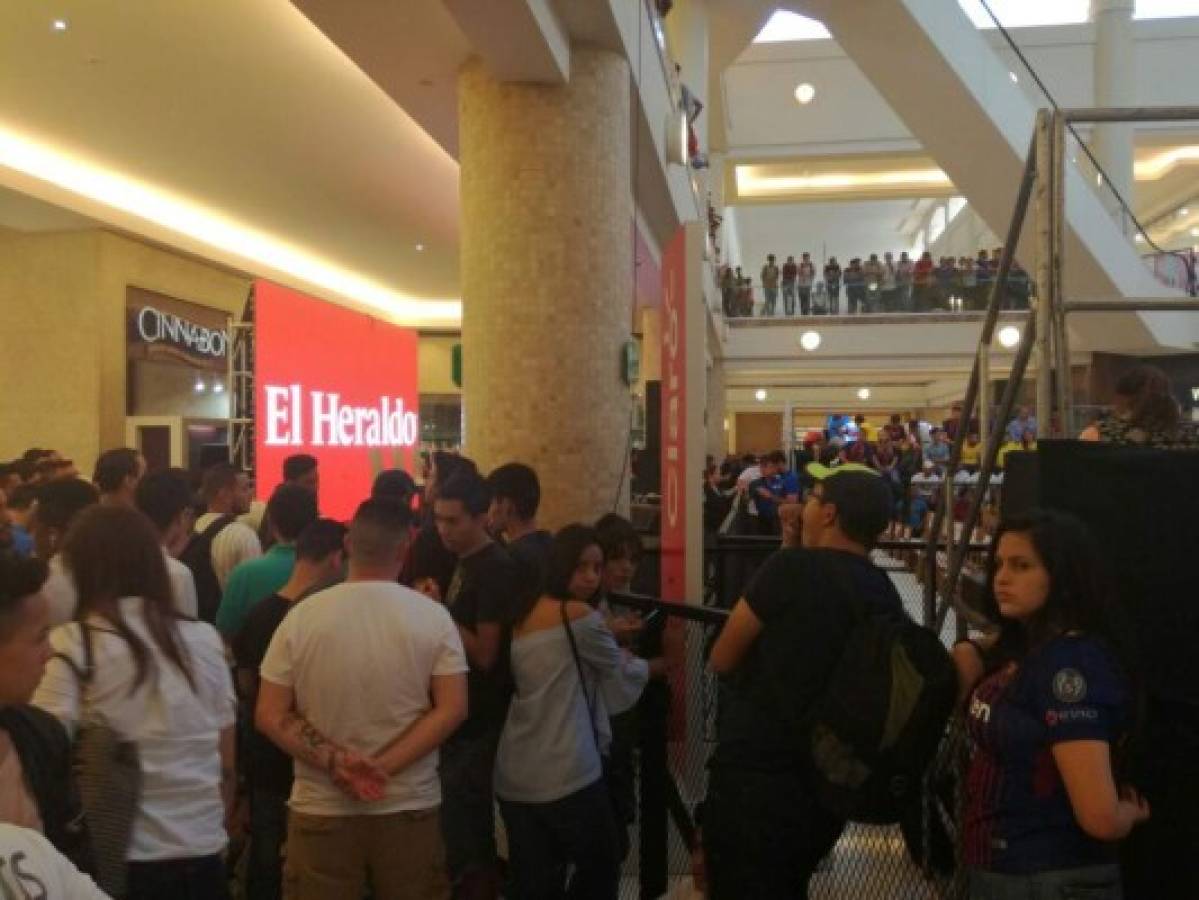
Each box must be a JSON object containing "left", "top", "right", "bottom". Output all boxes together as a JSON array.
[
  {"left": 803, "top": 558, "right": 957, "bottom": 824},
  {"left": 180, "top": 515, "right": 235, "bottom": 625}
]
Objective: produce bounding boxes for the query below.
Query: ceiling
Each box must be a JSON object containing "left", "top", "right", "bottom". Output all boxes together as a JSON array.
[
  {"left": 0, "top": 184, "right": 95, "bottom": 232},
  {"left": 0, "top": 0, "right": 461, "bottom": 324}
]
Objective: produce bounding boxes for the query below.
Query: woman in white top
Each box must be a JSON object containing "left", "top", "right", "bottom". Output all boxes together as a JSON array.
[
  {"left": 33, "top": 505, "right": 236, "bottom": 900},
  {"left": 496, "top": 524, "right": 653, "bottom": 900}
]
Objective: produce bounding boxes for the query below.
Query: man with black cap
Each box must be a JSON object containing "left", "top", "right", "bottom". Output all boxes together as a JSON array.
[{"left": 701, "top": 463, "right": 907, "bottom": 899}]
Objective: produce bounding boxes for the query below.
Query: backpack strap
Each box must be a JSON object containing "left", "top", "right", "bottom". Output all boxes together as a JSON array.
[{"left": 201, "top": 514, "right": 236, "bottom": 542}]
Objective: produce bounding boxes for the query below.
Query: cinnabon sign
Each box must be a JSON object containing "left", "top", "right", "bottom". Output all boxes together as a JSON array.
[{"left": 255, "top": 281, "right": 420, "bottom": 519}]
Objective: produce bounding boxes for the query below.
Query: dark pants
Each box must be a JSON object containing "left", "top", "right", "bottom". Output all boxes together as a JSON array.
[
  {"left": 826, "top": 283, "right": 839, "bottom": 314},
  {"left": 499, "top": 779, "right": 619, "bottom": 900},
  {"left": 440, "top": 728, "right": 502, "bottom": 894},
  {"left": 248, "top": 789, "right": 289, "bottom": 900},
  {"left": 127, "top": 854, "right": 228, "bottom": 900},
  {"left": 968, "top": 864, "right": 1122, "bottom": 900},
  {"left": 798, "top": 287, "right": 811, "bottom": 315},
  {"left": 703, "top": 766, "right": 844, "bottom": 900},
  {"left": 847, "top": 285, "right": 866, "bottom": 314}
]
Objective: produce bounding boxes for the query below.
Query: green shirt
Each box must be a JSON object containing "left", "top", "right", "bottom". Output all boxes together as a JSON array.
[{"left": 216, "top": 544, "right": 295, "bottom": 637}]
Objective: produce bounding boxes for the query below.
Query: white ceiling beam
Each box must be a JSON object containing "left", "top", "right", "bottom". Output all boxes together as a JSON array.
[{"left": 443, "top": 0, "right": 569, "bottom": 83}]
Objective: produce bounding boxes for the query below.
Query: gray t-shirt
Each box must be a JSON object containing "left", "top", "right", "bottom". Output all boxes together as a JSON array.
[{"left": 495, "top": 609, "right": 648, "bottom": 803}]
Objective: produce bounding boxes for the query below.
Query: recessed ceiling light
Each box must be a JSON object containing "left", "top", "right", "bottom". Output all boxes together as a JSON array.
[
  {"left": 52, "top": 18, "right": 68, "bottom": 31},
  {"left": 1180, "top": 208, "right": 1190, "bottom": 217},
  {"left": 1009, "top": 71, "right": 1019, "bottom": 83},
  {"left": 794, "top": 83, "right": 816, "bottom": 105},
  {"left": 1191, "top": 227, "right": 1199, "bottom": 237},
  {"left": 755, "top": 388, "right": 768, "bottom": 401},
  {"left": 213, "top": 381, "right": 225, "bottom": 394},
  {"left": 799, "top": 330, "right": 821, "bottom": 351},
  {"left": 998, "top": 325, "right": 1021, "bottom": 349},
  {"left": 857, "top": 387, "right": 871, "bottom": 401},
  {"left": 194, "top": 377, "right": 206, "bottom": 393},
  {"left": 415, "top": 243, "right": 425, "bottom": 252},
  {"left": 1134, "top": 233, "right": 1145, "bottom": 242}
]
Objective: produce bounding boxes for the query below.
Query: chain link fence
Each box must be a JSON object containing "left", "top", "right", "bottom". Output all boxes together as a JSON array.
[{"left": 613, "top": 539, "right": 977, "bottom": 899}]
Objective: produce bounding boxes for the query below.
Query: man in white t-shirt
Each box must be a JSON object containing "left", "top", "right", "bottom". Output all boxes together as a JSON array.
[
  {"left": 0, "top": 824, "right": 108, "bottom": 900},
  {"left": 257, "top": 498, "right": 468, "bottom": 899},
  {"left": 193, "top": 463, "right": 261, "bottom": 590},
  {"left": 135, "top": 469, "right": 199, "bottom": 618}
]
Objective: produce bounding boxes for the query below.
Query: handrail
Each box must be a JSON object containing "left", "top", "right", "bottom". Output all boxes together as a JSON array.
[{"left": 608, "top": 589, "right": 729, "bottom": 626}]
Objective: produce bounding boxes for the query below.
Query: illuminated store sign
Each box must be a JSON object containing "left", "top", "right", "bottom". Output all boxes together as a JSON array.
[
  {"left": 255, "top": 281, "right": 419, "bottom": 519},
  {"left": 136, "top": 305, "right": 228, "bottom": 358}
]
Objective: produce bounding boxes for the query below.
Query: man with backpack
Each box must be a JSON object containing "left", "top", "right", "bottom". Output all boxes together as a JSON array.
[
  {"left": 182, "top": 462, "right": 261, "bottom": 625},
  {"left": 702, "top": 464, "right": 954, "bottom": 899}
]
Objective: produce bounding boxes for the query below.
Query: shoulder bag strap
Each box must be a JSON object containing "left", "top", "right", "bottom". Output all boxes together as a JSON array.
[
  {"left": 51, "top": 622, "right": 95, "bottom": 726},
  {"left": 560, "top": 601, "right": 602, "bottom": 754}
]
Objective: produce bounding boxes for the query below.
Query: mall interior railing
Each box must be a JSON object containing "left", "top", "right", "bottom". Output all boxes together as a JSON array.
[{"left": 608, "top": 533, "right": 995, "bottom": 899}]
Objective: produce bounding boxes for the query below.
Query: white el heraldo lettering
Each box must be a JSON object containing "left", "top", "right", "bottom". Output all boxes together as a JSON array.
[{"left": 263, "top": 386, "right": 418, "bottom": 448}]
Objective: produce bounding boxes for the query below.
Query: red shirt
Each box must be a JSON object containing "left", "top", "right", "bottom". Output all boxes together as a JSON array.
[
  {"left": 782, "top": 262, "right": 798, "bottom": 282},
  {"left": 914, "top": 258, "right": 934, "bottom": 286}
]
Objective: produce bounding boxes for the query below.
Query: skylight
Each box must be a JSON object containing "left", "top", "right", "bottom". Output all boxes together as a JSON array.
[
  {"left": 753, "top": 1, "right": 1199, "bottom": 44},
  {"left": 753, "top": 11, "right": 831, "bottom": 43}
]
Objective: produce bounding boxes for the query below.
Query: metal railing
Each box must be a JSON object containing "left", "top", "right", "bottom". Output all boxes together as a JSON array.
[{"left": 609, "top": 535, "right": 992, "bottom": 898}]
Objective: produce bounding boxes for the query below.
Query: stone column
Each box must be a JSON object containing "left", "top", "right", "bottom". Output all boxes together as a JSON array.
[
  {"left": 459, "top": 49, "right": 633, "bottom": 529},
  {"left": 706, "top": 357, "right": 727, "bottom": 461},
  {"left": 1092, "top": 0, "right": 1136, "bottom": 228}
]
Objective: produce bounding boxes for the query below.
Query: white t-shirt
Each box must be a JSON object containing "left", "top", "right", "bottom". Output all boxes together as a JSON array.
[
  {"left": 33, "top": 599, "right": 236, "bottom": 861},
  {"left": 0, "top": 824, "right": 108, "bottom": 900},
  {"left": 163, "top": 549, "right": 199, "bottom": 619},
  {"left": 260, "top": 580, "right": 467, "bottom": 817},
  {"left": 194, "top": 513, "right": 262, "bottom": 590},
  {"left": 736, "top": 465, "right": 763, "bottom": 516},
  {"left": 43, "top": 554, "right": 77, "bottom": 626}
]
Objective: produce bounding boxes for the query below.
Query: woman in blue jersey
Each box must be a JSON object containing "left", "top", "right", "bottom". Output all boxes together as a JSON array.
[{"left": 953, "top": 510, "right": 1149, "bottom": 899}]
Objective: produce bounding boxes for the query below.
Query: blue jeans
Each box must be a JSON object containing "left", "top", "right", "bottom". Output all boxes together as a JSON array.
[
  {"left": 499, "top": 779, "right": 619, "bottom": 900},
  {"left": 968, "top": 864, "right": 1122, "bottom": 900},
  {"left": 781, "top": 282, "right": 796, "bottom": 315},
  {"left": 763, "top": 286, "right": 779, "bottom": 315},
  {"left": 247, "top": 789, "right": 288, "bottom": 900}
]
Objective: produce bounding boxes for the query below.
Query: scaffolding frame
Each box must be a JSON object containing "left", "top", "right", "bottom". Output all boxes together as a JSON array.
[
  {"left": 228, "top": 285, "right": 256, "bottom": 476},
  {"left": 925, "top": 106, "right": 1199, "bottom": 636}
]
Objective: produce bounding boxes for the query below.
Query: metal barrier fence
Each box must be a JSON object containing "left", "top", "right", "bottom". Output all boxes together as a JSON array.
[{"left": 608, "top": 537, "right": 982, "bottom": 899}]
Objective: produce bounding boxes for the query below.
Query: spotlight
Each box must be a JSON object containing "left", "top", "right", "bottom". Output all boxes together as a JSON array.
[
  {"left": 998, "top": 325, "right": 1021, "bottom": 349},
  {"left": 799, "top": 330, "right": 821, "bottom": 351},
  {"left": 755, "top": 389, "right": 768, "bottom": 402}
]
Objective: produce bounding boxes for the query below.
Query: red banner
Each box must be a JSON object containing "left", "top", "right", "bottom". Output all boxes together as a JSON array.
[
  {"left": 660, "top": 228, "right": 686, "bottom": 602},
  {"left": 255, "top": 281, "right": 419, "bottom": 520}
]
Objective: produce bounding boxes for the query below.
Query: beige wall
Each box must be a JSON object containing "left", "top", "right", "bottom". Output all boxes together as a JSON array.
[
  {"left": 418, "top": 333, "right": 461, "bottom": 396},
  {"left": 735, "top": 411, "right": 782, "bottom": 455},
  {"left": 0, "top": 227, "right": 250, "bottom": 473}
]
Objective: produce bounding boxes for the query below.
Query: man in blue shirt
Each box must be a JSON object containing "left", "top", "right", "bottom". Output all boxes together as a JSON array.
[{"left": 1007, "top": 406, "right": 1038, "bottom": 442}]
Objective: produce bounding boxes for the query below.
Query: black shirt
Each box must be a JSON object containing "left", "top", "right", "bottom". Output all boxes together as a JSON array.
[
  {"left": 713, "top": 548, "right": 905, "bottom": 771},
  {"left": 444, "top": 541, "right": 520, "bottom": 739},
  {"left": 233, "top": 592, "right": 296, "bottom": 797},
  {"left": 506, "top": 529, "right": 554, "bottom": 602}
]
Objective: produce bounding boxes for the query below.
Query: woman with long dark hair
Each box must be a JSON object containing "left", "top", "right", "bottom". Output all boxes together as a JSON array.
[
  {"left": 495, "top": 524, "right": 652, "bottom": 899},
  {"left": 954, "top": 510, "right": 1149, "bottom": 899},
  {"left": 33, "top": 505, "right": 236, "bottom": 900},
  {"left": 1081, "top": 364, "right": 1198, "bottom": 447}
]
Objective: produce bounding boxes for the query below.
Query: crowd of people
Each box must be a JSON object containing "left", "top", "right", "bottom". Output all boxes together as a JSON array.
[
  {"left": 0, "top": 448, "right": 666, "bottom": 899},
  {"left": 720, "top": 246, "right": 1033, "bottom": 318},
  {"left": 0, "top": 366, "right": 1194, "bottom": 900}
]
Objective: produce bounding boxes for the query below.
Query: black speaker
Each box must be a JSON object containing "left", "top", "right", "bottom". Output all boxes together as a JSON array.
[
  {"left": 635, "top": 381, "right": 662, "bottom": 495},
  {"left": 1035, "top": 440, "right": 1199, "bottom": 900},
  {"left": 999, "top": 450, "right": 1040, "bottom": 520}
]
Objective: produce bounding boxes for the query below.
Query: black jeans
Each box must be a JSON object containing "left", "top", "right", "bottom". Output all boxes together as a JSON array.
[
  {"left": 127, "top": 854, "right": 228, "bottom": 900},
  {"left": 703, "top": 766, "right": 844, "bottom": 900},
  {"left": 499, "top": 778, "right": 619, "bottom": 900},
  {"left": 247, "top": 788, "right": 288, "bottom": 900}
]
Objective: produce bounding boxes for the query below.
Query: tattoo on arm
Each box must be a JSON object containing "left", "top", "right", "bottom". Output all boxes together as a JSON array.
[{"left": 280, "top": 711, "right": 341, "bottom": 771}]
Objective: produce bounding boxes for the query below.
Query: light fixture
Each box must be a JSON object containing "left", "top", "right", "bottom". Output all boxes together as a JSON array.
[
  {"left": 857, "top": 387, "right": 871, "bottom": 401},
  {"left": 194, "top": 377, "right": 206, "bottom": 393},
  {"left": 735, "top": 165, "right": 952, "bottom": 199},
  {"left": 1191, "top": 227, "right": 1199, "bottom": 237},
  {"left": 1135, "top": 233, "right": 1145, "bottom": 243},
  {"left": 998, "top": 325, "right": 1021, "bottom": 348},
  {"left": 0, "top": 124, "right": 462, "bottom": 326},
  {"left": 794, "top": 83, "right": 816, "bottom": 105},
  {"left": 1180, "top": 208, "right": 1190, "bottom": 217},
  {"left": 415, "top": 243, "right": 425, "bottom": 252},
  {"left": 1009, "top": 71, "right": 1019, "bottom": 83},
  {"left": 213, "top": 381, "right": 225, "bottom": 394},
  {"left": 755, "top": 389, "right": 768, "bottom": 402},
  {"left": 52, "top": 19, "right": 68, "bottom": 31},
  {"left": 799, "top": 330, "right": 822, "bottom": 351},
  {"left": 1096, "top": 172, "right": 1104, "bottom": 187}
]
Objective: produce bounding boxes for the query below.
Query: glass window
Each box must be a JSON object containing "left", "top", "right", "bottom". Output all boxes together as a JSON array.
[
  {"left": 958, "top": 0, "right": 1088, "bottom": 27},
  {"left": 1135, "top": 0, "right": 1199, "bottom": 18},
  {"left": 947, "top": 196, "right": 968, "bottom": 223}
]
